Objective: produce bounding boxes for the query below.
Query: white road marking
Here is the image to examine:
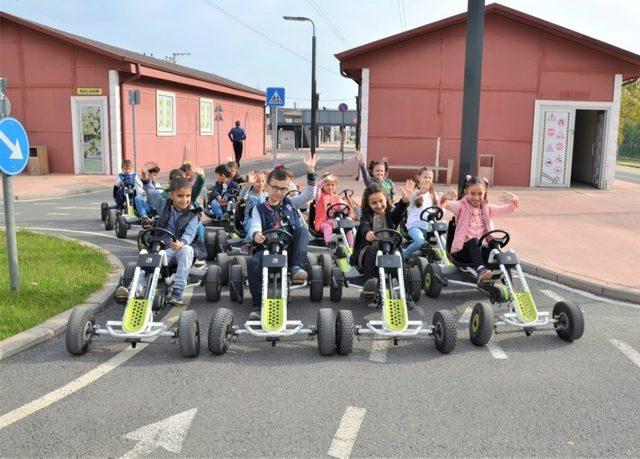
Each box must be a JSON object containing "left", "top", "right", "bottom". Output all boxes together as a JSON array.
[
  {"left": 5, "top": 226, "right": 137, "bottom": 246},
  {"left": 369, "top": 341, "right": 389, "bottom": 363},
  {"left": 32, "top": 202, "right": 58, "bottom": 205},
  {"left": 609, "top": 339, "right": 640, "bottom": 368},
  {"left": 46, "top": 212, "right": 70, "bottom": 216},
  {"left": 0, "top": 212, "right": 21, "bottom": 215},
  {"left": 540, "top": 289, "right": 565, "bottom": 303},
  {"left": 328, "top": 406, "right": 366, "bottom": 459},
  {"left": 12, "top": 189, "right": 105, "bottom": 203},
  {"left": 486, "top": 342, "right": 508, "bottom": 359},
  {"left": 0, "top": 291, "right": 190, "bottom": 431},
  {"left": 458, "top": 306, "right": 472, "bottom": 324},
  {"left": 56, "top": 206, "right": 98, "bottom": 210}
]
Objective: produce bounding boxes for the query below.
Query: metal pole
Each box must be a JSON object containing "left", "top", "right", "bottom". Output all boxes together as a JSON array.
[
  {"left": 272, "top": 107, "right": 278, "bottom": 168},
  {"left": 131, "top": 103, "right": 138, "bottom": 172},
  {"left": 458, "top": 0, "right": 485, "bottom": 194},
  {"left": 216, "top": 117, "right": 221, "bottom": 165},
  {"left": 341, "top": 111, "right": 345, "bottom": 163},
  {"left": 311, "top": 32, "right": 317, "bottom": 157},
  {"left": 2, "top": 173, "right": 19, "bottom": 291}
]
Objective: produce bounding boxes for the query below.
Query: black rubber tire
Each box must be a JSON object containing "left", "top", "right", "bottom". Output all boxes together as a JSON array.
[
  {"left": 121, "top": 262, "right": 136, "bottom": 289},
  {"left": 553, "top": 300, "right": 584, "bottom": 342},
  {"left": 318, "top": 253, "right": 332, "bottom": 286},
  {"left": 317, "top": 308, "right": 336, "bottom": 355},
  {"left": 65, "top": 307, "right": 95, "bottom": 355},
  {"left": 205, "top": 228, "right": 218, "bottom": 261},
  {"left": 105, "top": 209, "right": 116, "bottom": 231},
  {"left": 152, "top": 287, "right": 166, "bottom": 311},
  {"left": 469, "top": 302, "right": 494, "bottom": 346},
  {"left": 424, "top": 263, "right": 442, "bottom": 298},
  {"left": 208, "top": 307, "right": 234, "bottom": 355},
  {"left": 305, "top": 252, "right": 318, "bottom": 272},
  {"left": 232, "top": 255, "right": 248, "bottom": 276},
  {"left": 411, "top": 256, "right": 428, "bottom": 278},
  {"left": 216, "top": 253, "right": 231, "bottom": 286},
  {"left": 217, "top": 229, "right": 230, "bottom": 253},
  {"left": 100, "top": 202, "right": 109, "bottom": 222},
  {"left": 205, "top": 265, "right": 222, "bottom": 302},
  {"left": 329, "top": 267, "right": 343, "bottom": 302},
  {"left": 336, "top": 309, "right": 354, "bottom": 355},
  {"left": 405, "top": 266, "right": 422, "bottom": 303},
  {"left": 228, "top": 264, "right": 244, "bottom": 304},
  {"left": 432, "top": 309, "right": 457, "bottom": 354},
  {"left": 309, "top": 265, "right": 324, "bottom": 302},
  {"left": 178, "top": 310, "right": 200, "bottom": 358},
  {"left": 115, "top": 215, "right": 128, "bottom": 239}
]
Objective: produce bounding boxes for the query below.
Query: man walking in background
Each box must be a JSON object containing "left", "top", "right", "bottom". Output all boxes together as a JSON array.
[{"left": 228, "top": 120, "right": 246, "bottom": 167}]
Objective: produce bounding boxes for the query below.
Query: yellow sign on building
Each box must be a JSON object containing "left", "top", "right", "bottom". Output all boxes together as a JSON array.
[{"left": 77, "top": 88, "right": 102, "bottom": 96}]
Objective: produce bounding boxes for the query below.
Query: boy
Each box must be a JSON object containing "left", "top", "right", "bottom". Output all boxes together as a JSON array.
[
  {"left": 208, "top": 164, "right": 241, "bottom": 219},
  {"left": 134, "top": 162, "right": 161, "bottom": 229},
  {"left": 115, "top": 174, "right": 206, "bottom": 306},
  {"left": 246, "top": 154, "right": 318, "bottom": 319},
  {"left": 113, "top": 159, "right": 143, "bottom": 211},
  {"left": 226, "top": 160, "right": 246, "bottom": 184}
]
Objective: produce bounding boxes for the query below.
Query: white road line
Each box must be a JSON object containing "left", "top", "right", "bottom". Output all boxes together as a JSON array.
[
  {"left": 12, "top": 189, "right": 105, "bottom": 203},
  {"left": 0, "top": 213, "right": 21, "bottom": 215},
  {"left": 369, "top": 341, "right": 389, "bottom": 363},
  {"left": 47, "top": 212, "right": 70, "bottom": 216},
  {"left": 327, "top": 406, "right": 366, "bottom": 459},
  {"left": 5, "top": 227, "right": 137, "bottom": 246},
  {"left": 458, "top": 306, "right": 472, "bottom": 324},
  {"left": 609, "top": 339, "right": 640, "bottom": 368},
  {"left": 540, "top": 289, "right": 565, "bottom": 303},
  {"left": 56, "top": 206, "right": 98, "bottom": 210},
  {"left": 486, "top": 342, "right": 508, "bottom": 359},
  {"left": 32, "top": 202, "right": 59, "bottom": 206},
  {"left": 0, "top": 292, "right": 190, "bottom": 431}
]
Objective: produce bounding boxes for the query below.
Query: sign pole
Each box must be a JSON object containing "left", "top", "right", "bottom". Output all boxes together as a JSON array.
[
  {"left": 272, "top": 107, "right": 278, "bottom": 169},
  {"left": 2, "top": 173, "right": 19, "bottom": 291},
  {"left": 128, "top": 90, "right": 140, "bottom": 172},
  {"left": 215, "top": 104, "right": 223, "bottom": 165}
]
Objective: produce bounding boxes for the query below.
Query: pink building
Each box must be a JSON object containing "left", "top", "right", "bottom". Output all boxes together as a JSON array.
[
  {"left": 337, "top": 3, "right": 640, "bottom": 188},
  {"left": 0, "top": 12, "right": 265, "bottom": 175}
]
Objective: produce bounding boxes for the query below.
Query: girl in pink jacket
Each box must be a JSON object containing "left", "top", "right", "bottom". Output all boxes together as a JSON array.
[{"left": 440, "top": 175, "right": 519, "bottom": 284}]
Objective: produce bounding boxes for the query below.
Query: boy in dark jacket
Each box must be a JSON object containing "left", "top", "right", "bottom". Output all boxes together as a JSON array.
[{"left": 208, "top": 164, "right": 241, "bottom": 219}]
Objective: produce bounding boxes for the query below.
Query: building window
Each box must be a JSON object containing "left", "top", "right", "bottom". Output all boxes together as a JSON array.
[
  {"left": 156, "top": 90, "right": 176, "bottom": 136},
  {"left": 200, "top": 98, "right": 214, "bottom": 135}
]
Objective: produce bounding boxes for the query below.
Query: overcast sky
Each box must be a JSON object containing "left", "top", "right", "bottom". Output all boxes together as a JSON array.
[{"left": 2, "top": 0, "right": 638, "bottom": 109}]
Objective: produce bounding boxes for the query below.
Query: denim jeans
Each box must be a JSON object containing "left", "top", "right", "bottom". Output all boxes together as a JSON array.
[
  {"left": 115, "top": 188, "right": 126, "bottom": 209},
  {"left": 209, "top": 200, "right": 224, "bottom": 218},
  {"left": 132, "top": 245, "right": 194, "bottom": 294},
  {"left": 134, "top": 195, "right": 153, "bottom": 218},
  {"left": 404, "top": 227, "right": 427, "bottom": 261}
]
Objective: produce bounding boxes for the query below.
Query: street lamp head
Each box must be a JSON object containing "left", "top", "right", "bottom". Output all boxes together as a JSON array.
[{"left": 283, "top": 16, "right": 310, "bottom": 21}]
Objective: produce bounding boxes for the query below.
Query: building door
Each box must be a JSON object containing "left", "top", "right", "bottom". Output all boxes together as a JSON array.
[
  {"left": 71, "top": 96, "right": 110, "bottom": 174},
  {"left": 534, "top": 108, "right": 576, "bottom": 187}
]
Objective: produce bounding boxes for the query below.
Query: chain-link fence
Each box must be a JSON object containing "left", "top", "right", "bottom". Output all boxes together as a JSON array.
[{"left": 618, "top": 144, "right": 640, "bottom": 160}]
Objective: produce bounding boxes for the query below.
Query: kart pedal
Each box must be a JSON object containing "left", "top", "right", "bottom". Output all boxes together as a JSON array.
[
  {"left": 384, "top": 293, "right": 408, "bottom": 332},
  {"left": 513, "top": 291, "right": 538, "bottom": 323},
  {"left": 436, "top": 274, "right": 448, "bottom": 287},
  {"left": 262, "top": 298, "right": 285, "bottom": 332},
  {"left": 123, "top": 299, "right": 151, "bottom": 333}
]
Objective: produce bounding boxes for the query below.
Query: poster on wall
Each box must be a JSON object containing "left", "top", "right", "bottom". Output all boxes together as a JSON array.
[
  {"left": 539, "top": 110, "right": 570, "bottom": 186},
  {"left": 80, "top": 104, "right": 103, "bottom": 174}
]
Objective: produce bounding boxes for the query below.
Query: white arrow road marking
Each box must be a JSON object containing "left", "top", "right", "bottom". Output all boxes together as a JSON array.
[
  {"left": 120, "top": 409, "right": 197, "bottom": 458},
  {"left": 486, "top": 342, "right": 508, "bottom": 359},
  {"left": 458, "top": 306, "right": 472, "bottom": 324},
  {"left": 609, "top": 339, "right": 640, "bottom": 368},
  {"left": 540, "top": 289, "right": 565, "bottom": 303},
  {"left": 369, "top": 341, "right": 389, "bottom": 363},
  {"left": 0, "top": 130, "right": 23, "bottom": 160},
  {"left": 47, "top": 212, "right": 70, "bottom": 216},
  {"left": 328, "top": 406, "right": 366, "bottom": 459}
]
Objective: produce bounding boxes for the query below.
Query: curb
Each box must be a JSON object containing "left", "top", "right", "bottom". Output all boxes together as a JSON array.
[
  {"left": 521, "top": 261, "right": 640, "bottom": 304},
  {"left": 10, "top": 183, "right": 113, "bottom": 202},
  {"left": 0, "top": 235, "right": 123, "bottom": 361}
]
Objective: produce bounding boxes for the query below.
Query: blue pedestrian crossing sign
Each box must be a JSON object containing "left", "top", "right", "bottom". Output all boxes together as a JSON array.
[
  {"left": 266, "top": 87, "right": 285, "bottom": 107},
  {"left": 0, "top": 117, "right": 30, "bottom": 175}
]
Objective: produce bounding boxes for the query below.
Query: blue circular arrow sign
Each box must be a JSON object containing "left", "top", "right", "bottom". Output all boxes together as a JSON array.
[{"left": 0, "top": 117, "right": 30, "bottom": 175}]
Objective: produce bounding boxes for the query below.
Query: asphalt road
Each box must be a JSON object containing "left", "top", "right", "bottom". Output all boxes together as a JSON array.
[
  {"left": 615, "top": 166, "right": 640, "bottom": 184},
  {"left": 1, "top": 155, "right": 639, "bottom": 457}
]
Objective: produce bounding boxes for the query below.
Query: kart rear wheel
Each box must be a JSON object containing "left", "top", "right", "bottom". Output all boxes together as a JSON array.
[
  {"left": 318, "top": 253, "right": 332, "bottom": 286},
  {"left": 432, "top": 310, "right": 457, "bottom": 354},
  {"left": 205, "top": 265, "right": 222, "bottom": 302},
  {"left": 317, "top": 308, "right": 336, "bottom": 355},
  {"left": 228, "top": 264, "right": 244, "bottom": 304},
  {"left": 105, "top": 209, "right": 116, "bottom": 231},
  {"left": 336, "top": 309, "right": 354, "bottom": 355},
  {"left": 208, "top": 308, "right": 234, "bottom": 355},
  {"left": 178, "top": 310, "right": 200, "bottom": 358},
  {"left": 204, "top": 228, "right": 218, "bottom": 261},
  {"left": 115, "top": 215, "right": 128, "bottom": 239},
  {"left": 424, "top": 263, "right": 442, "bottom": 299},
  {"left": 217, "top": 253, "right": 230, "bottom": 286},
  {"left": 305, "top": 253, "right": 318, "bottom": 272},
  {"left": 329, "top": 267, "right": 343, "bottom": 302},
  {"left": 469, "top": 302, "right": 494, "bottom": 346},
  {"left": 405, "top": 266, "right": 422, "bottom": 303},
  {"left": 411, "top": 256, "right": 428, "bottom": 278},
  {"left": 152, "top": 287, "right": 166, "bottom": 311},
  {"left": 121, "top": 262, "right": 136, "bottom": 290},
  {"left": 100, "top": 202, "right": 109, "bottom": 222},
  {"left": 65, "top": 307, "right": 95, "bottom": 355},
  {"left": 553, "top": 300, "right": 584, "bottom": 342},
  {"left": 309, "top": 265, "right": 324, "bottom": 302}
]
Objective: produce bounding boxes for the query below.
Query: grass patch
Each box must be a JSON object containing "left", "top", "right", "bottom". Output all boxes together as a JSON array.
[
  {"left": 617, "top": 158, "right": 640, "bottom": 168},
  {"left": 0, "top": 230, "right": 110, "bottom": 340}
]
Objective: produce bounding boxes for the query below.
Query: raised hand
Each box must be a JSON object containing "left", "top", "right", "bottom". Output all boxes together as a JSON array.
[
  {"left": 140, "top": 169, "right": 149, "bottom": 181},
  {"left": 247, "top": 171, "right": 257, "bottom": 185},
  {"left": 303, "top": 153, "right": 319, "bottom": 172},
  {"left": 193, "top": 165, "right": 205, "bottom": 177},
  {"left": 400, "top": 179, "right": 415, "bottom": 203},
  {"left": 442, "top": 188, "right": 457, "bottom": 201},
  {"left": 498, "top": 191, "right": 518, "bottom": 204}
]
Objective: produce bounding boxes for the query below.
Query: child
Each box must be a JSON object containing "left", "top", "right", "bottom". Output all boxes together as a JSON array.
[
  {"left": 351, "top": 181, "right": 412, "bottom": 292},
  {"left": 355, "top": 151, "right": 395, "bottom": 198},
  {"left": 239, "top": 170, "right": 268, "bottom": 237},
  {"left": 134, "top": 162, "right": 161, "bottom": 229},
  {"left": 314, "top": 173, "right": 355, "bottom": 251},
  {"left": 439, "top": 175, "right": 519, "bottom": 284},
  {"left": 403, "top": 167, "right": 440, "bottom": 261},
  {"left": 246, "top": 155, "right": 318, "bottom": 319},
  {"left": 208, "top": 164, "right": 241, "bottom": 219},
  {"left": 164, "top": 167, "right": 205, "bottom": 204},
  {"left": 113, "top": 159, "right": 143, "bottom": 211},
  {"left": 116, "top": 175, "right": 206, "bottom": 306},
  {"left": 226, "top": 160, "right": 246, "bottom": 185}
]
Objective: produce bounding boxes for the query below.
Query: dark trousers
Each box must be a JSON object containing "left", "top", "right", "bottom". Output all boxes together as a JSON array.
[
  {"left": 247, "top": 226, "right": 309, "bottom": 305},
  {"left": 356, "top": 245, "right": 379, "bottom": 279},
  {"left": 232, "top": 141, "right": 243, "bottom": 166},
  {"left": 453, "top": 238, "right": 492, "bottom": 270},
  {"left": 115, "top": 188, "right": 126, "bottom": 209}
]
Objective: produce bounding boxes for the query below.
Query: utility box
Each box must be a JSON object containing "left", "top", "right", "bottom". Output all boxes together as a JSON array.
[
  {"left": 478, "top": 154, "right": 495, "bottom": 186},
  {"left": 280, "top": 130, "right": 295, "bottom": 149},
  {"left": 28, "top": 146, "right": 49, "bottom": 175}
]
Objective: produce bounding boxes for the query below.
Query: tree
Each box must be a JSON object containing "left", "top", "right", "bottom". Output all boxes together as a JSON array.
[{"left": 619, "top": 79, "right": 640, "bottom": 144}]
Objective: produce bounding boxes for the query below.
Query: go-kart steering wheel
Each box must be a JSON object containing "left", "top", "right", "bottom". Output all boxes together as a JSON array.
[
  {"left": 478, "top": 229, "right": 510, "bottom": 249},
  {"left": 420, "top": 206, "right": 444, "bottom": 223},
  {"left": 373, "top": 228, "right": 403, "bottom": 251},
  {"left": 326, "top": 202, "right": 351, "bottom": 219},
  {"left": 260, "top": 228, "right": 294, "bottom": 252},
  {"left": 138, "top": 227, "right": 177, "bottom": 251}
]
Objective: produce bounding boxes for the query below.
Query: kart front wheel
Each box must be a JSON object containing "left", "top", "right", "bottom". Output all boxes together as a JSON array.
[
  {"left": 228, "top": 264, "right": 244, "bottom": 304},
  {"left": 329, "top": 267, "right": 343, "bottom": 302},
  {"left": 336, "top": 309, "right": 354, "bottom": 355},
  {"left": 178, "top": 310, "right": 200, "bottom": 358},
  {"left": 553, "top": 300, "right": 584, "bottom": 342},
  {"left": 424, "top": 263, "right": 442, "bottom": 299},
  {"left": 121, "top": 261, "right": 136, "bottom": 290},
  {"left": 208, "top": 308, "right": 234, "bottom": 355},
  {"left": 309, "top": 265, "right": 324, "bottom": 302},
  {"left": 105, "top": 209, "right": 116, "bottom": 231},
  {"left": 205, "top": 265, "right": 222, "bottom": 302},
  {"left": 65, "top": 307, "right": 95, "bottom": 355},
  {"left": 432, "top": 310, "right": 457, "bottom": 354},
  {"left": 317, "top": 308, "right": 336, "bottom": 356},
  {"left": 405, "top": 266, "right": 422, "bottom": 303},
  {"left": 469, "top": 302, "right": 494, "bottom": 346},
  {"left": 204, "top": 228, "right": 218, "bottom": 261},
  {"left": 217, "top": 253, "right": 230, "bottom": 286},
  {"left": 100, "top": 202, "right": 109, "bottom": 222},
  {"left": 115, "top": 215, "right": 128, "bottom": 239},
  {"left": 318, "top": 253, "right": 332, "bottom": 286}
]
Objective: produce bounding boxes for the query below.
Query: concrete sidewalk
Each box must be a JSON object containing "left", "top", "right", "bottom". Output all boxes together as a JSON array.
[{"left": 0, "top": 174, "right": 115, "bottom": 201}]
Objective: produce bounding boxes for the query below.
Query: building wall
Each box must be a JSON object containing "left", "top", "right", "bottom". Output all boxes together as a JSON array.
[{"left": 342, "top": 14, "right": 640, "bottom": 186}]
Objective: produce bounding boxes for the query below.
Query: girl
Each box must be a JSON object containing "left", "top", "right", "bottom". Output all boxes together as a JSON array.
[
  {"left": 240, "top": 170, "right": 268, "bottom": 237},
  {"left": 440, "top": 175, "right": 519, "bottom": 284},
  {"left": 403, "top": 167, "right": 439, "bottom": 261},
  {"left": 355, "top": 151, "right": 395, "bottom": 198},
  {"left": 314, "top": 173, "right": 355, "bottom": 250},
  {"left": 351, "top": 181, "right": 413, "bottom": 292}
]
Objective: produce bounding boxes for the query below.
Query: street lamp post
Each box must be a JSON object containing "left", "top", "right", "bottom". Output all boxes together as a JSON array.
[{"left": 283, "top": 16, "right": 317, "bottom": 157}]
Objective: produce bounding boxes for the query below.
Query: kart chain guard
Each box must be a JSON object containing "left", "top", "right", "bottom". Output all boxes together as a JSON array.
[
  {"left": 514, "top": 291, "right": 538, "bottom": 323},
  {"left": 383, "top": 293, "right": 408, "bottom": 332},
  {"left": 338, "top": 257, "right": 349, "bottom": 273},
  {"left": 123, "top": 299, "right": 151, "bottom": 333},
  {"left": 262, "top": 298, "right": 285, "bottom": 332}
]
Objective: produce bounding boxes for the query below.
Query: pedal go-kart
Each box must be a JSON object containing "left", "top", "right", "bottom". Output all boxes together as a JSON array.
[
  {"left": 65, "top": 228, "right": 220, "bottom": 358},
  {"left": 406, "top": 206, "right": 450, "bottom": 280},
  {"left": 423, "top": 226, "right": 584, "bottom": 345},
  {"left": 208, "top": 228, "right": 353, "bottom": 356},
  {"left": 102, "top": 178, "right": 151, "bottom": 239},
  {"left": 330, "top": 229, "right": 456, "bottom": 353}
]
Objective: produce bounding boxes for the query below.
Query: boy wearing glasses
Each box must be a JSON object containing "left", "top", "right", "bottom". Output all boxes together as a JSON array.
[{"left": 246, "top": 154, "right": 318, "bottom": 319}]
